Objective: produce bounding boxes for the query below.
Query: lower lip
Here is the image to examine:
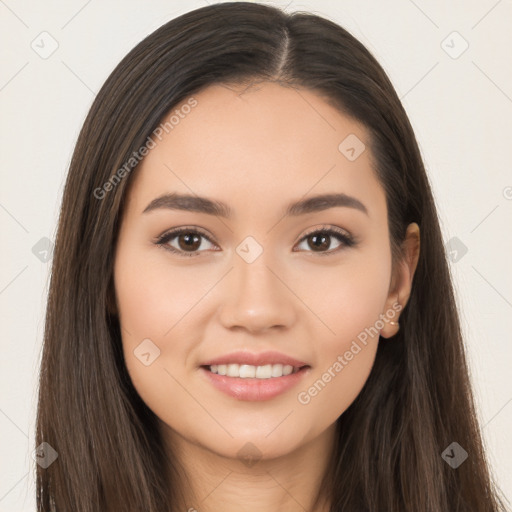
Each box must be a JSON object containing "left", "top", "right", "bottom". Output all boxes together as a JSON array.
[{"left": 200, "top": 366, "right": 311, "bottom": 401}]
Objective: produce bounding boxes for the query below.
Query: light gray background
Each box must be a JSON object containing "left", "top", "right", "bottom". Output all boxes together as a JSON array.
[{"left": 1, "top": 0, "right": 511, "bottom": 509}]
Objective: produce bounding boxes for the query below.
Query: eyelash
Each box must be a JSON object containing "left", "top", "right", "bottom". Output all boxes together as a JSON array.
[{"left": 154, "top": 225, "right": 356, "bottom": 258}]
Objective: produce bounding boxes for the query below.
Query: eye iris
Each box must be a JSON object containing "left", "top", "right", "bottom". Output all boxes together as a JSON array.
[
  {"left": 178, "top": 233, "right": 201, "bottom": 251},
  {"left": 308, "top": 233, "right": 330, "bottom": 251}
]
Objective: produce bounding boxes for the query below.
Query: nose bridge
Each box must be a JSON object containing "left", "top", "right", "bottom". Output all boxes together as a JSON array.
[{"left": 218, "top": 240, "right": 296, "bottom": 332}]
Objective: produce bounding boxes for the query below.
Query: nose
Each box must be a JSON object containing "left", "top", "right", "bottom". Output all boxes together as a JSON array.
[{"left": 217, "top": 250, "right": 297, "bottom": 334}]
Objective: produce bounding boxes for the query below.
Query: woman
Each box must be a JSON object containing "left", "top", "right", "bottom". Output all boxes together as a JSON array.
[{"left": 35, "top": 2, "right": 509, "bottom": 511}]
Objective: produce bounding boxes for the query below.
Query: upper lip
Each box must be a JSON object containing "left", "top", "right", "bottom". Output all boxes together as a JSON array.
[{"left": 201, "top": 350, "right": 309, "bottom": 368}]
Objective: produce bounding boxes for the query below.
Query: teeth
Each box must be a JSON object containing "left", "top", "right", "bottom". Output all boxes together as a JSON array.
[{"left": 208, "top": 363, "right": 300, "bottom": 378}]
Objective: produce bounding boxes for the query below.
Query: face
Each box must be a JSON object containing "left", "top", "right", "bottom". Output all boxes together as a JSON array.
[{"left": 113, "top": 81, "right": 416, "bottom": 462}]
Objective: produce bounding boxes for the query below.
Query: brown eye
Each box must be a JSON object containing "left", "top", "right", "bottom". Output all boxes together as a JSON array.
[
  {"left": 295, "top": 228, "right": 354, "bottom": 255},
  {"left": 306, "top": 232, "right": 331, "bottom": 251},
  {"left": 176, "top": 232, "right": 202, "bottom": 252},
  {"left": 156, "top": 228, "right": 216, "bottom": 257}
]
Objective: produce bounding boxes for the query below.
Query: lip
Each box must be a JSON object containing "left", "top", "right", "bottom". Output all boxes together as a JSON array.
[
  {"left": 200, "top": 365, "right": 311, "bottom": 401},
  {"left": 200, "top": 350, "right": 309, "bottom": 368}
]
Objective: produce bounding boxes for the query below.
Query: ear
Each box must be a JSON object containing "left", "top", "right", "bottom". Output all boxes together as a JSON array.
[{"left": 380, "top": 222, "right": 420, "bottom": 339}]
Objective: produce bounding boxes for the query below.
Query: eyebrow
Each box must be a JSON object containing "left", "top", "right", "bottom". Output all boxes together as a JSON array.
[{"left": 142, "top": 192, "right": 368, "bottom": 218}]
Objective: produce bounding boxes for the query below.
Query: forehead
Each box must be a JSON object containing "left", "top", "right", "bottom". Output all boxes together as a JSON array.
[{"left": 124, "top": 81, "right": 386, "bottom": 221}]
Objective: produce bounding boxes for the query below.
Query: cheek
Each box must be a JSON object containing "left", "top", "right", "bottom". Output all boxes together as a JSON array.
[
  {"left": 293, "top": 252, "right": 391, "bottom": 416},
  {"left": 297, "top": 293, "right": 383, "bottom": 424},
  {"left": 114, "top": 244, "right": 207, "bottom": 338},
  {"left": 114, "top": 247, "right": 199, "bottom": 424},
  {"left": 113, "top": 242, "right": 219, "bottom": 390},
  {"left": 294, "top": 247, "right": 392, "bottom": 344}
]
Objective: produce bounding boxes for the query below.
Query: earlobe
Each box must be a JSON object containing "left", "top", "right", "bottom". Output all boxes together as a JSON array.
[{"left": 380, "top": 292, "right": 402, "bottom": 339}]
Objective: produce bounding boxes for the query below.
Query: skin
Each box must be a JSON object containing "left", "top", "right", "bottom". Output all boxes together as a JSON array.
[{"left": 113, "top": 81, "right": 420, "bottom": 511}]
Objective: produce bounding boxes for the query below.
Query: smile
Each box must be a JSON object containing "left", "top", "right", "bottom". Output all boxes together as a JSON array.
[
  {"left": 200, "top": 364, "right": 311, "bottom": 401},
  {"left": 207, "top": 363, "right": 302, "bottom": 379}
]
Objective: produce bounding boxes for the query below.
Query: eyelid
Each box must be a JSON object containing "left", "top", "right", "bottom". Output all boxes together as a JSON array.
[
  {"left": 298, "top": 224, "right": 352, "bottom": 242},
  {"left": 293, "top": 224, "right": 355, "bottom": 255},
  {"left": 155, "top": 226, "right": 218, "bottom": 258},
  {"left": 155, "top": 224, "right": 356, "bottom": 257}
]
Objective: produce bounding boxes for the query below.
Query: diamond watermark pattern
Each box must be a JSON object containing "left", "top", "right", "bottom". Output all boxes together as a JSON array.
[
  {"left": 236, "top": 236, "right": 263, "bottom": 264},
  {"left": 338, "top": 134, "right": 366, "bottom": 161},
  {"left": 441, "top": 441, "right": 468, "bottom": 468},
  {"left": 134, "top": 338, "right": 161, "bottom": 366},
  {"left": 30, "top": 31, "right": 59, "bottom": 59},
  {"left": 446, "top": 237, "right": 468, "bottom": 263},
  {"left": 237, "top": 441, "right": 263, "bottom": 468},
  {"left": 33, "top": 442, "right": 59, "bottom": 468},
  {"left": 32, "top": 237, "right": 54, "bottom": 263},
  {"left": 441, "top": 31, "right": 469, "bottom": 59}
]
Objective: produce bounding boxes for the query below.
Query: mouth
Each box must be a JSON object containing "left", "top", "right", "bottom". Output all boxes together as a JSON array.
[
  {"left": 199, "top": 364, "right": 311, "bottom": 401},
  {"left": 202, "top": 363, "right": 307, "bottom": 378}
]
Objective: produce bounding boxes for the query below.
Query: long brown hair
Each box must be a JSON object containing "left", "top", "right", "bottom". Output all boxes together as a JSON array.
[{"left": 36, "top": 2, "right": 509, "bottom": 510}]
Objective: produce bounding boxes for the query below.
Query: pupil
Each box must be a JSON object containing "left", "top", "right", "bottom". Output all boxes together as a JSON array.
[
  {"left": 310, "top": 234, "right": 329, "bottom": 251},
  {"left": 179, "top": 233, "right": 200, "bottom": 251}
]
